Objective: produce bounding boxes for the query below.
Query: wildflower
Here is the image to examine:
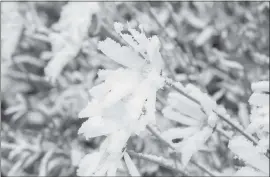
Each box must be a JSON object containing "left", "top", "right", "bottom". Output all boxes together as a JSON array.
[
  {"left": 44, "top": 2, "right": 100, "bottom": 83},
  {"left": 229, "top": 81, "right": 269, "bottom": 176},
  {"left": 77, "top": 22, "right": 165, "bottom": 176},
  {"left": 1, "top": 2, "right": 23, "bottom": 60},
  {"left": 162, "top": 84, "right": 219, "bottom": 167},
  {"left": 228, "top": 136, "right": 269, "bottom": 176}
]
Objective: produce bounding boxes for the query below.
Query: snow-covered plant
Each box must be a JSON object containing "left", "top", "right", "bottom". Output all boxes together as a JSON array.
[
  {"left": 77, "top": 22, "right": 165, "bottom": 176},
  {"left": 161, "top": 84, "right": 220, "bottom": 167},
  {"left": 1, "top": 2, "right": 24, "bottom": 60},
  {"left": 44, "top": 2, "right": 100, "bottom": 83},
  {"left": 228, "top": 81, "right": 269, "bottom": 176}
]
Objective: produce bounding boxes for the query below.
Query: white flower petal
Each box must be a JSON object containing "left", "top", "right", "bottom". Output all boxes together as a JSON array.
[
  {"left": 161, "top": 127, "right": 199, "bottom": 142},
  {"left": 78, "top": 117, "right": 123, "bottom": 139},
  {"left": 249, "top": 93, "right": 269, "bottom": 106},
  {"left": 233, "top": 167, "right": 266, "bottom": 176},
  {"left": 78, "top": 100, "right": 103, "bottom": 118},
  {"left": 162, "top": 107, "right": 200, "bottom": 126},
  {"left": 77, "top": 152, "right": 102, "bottom": 176},
  {"left": 229, "top": 136, "right": 269, "bottom": 174},
  {"left": 251, "top": 81, "right": 269, "bottom": 93},
  {"left": 106, "top": 163, "right": 118, "bottom": 176},
  {"left": 98, "top": 38, "right": 146, "bottom": 69},
  {"left": 178, "top": 127, "right": 213, "bottom": 167},
  {"left": 147, "top": 36, "right": 163, "bottom": 72},
  {"left": 124, "top": 152, "right": 141, "bottom": 176}
]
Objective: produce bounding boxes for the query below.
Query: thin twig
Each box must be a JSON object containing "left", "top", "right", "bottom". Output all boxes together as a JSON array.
[{"left": 127, "top": 150, "right": 189, "bottom": 176}]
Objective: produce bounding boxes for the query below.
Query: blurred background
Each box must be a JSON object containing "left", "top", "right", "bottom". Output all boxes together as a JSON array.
[{"left": 1, "top": 1, "right": 269, "bottom": 176}]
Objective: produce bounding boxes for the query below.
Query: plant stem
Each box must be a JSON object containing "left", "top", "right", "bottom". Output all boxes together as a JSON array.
[{"left": 127, "top": 150, "right": 189, "bottom": 176}]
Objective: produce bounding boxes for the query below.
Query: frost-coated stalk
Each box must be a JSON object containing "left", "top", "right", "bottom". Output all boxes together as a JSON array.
[{"left": 127, "top": 150, "right": 189, "bottom": 176}]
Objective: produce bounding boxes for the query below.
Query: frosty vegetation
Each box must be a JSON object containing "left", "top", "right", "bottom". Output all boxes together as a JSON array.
[{"left": 1, "top": 2, "right": 269, "bottom": 177}]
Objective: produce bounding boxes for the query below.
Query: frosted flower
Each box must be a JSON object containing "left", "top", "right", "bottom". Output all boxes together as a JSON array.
[
  {"left": 229, "top": 136, "right": 269, "bottom": 176},
  {"left": 1, "top": 2, "right": 23, "bottom": 60},
  {"left": 77, "top": 22, "right": 165, "bottom": 176},
  {"left": 229, "top": 81, "right": 269, "bottom": 176},
  {"left": 44, "top": 2, "right": 100, "bottom": 83},
  {"left": 247, "top": 81, "right": 269, "bottom": 138},
  {"left": 162, "top": 84, "right": 219, "bottom": 166},
  {"left": 77, "top": 129, "right": 131, "bottom": 176}
]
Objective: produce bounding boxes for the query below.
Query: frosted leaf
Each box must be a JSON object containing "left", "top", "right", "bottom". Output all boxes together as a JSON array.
[
  {"left": 161, "top": 127, "right": 199, "bottom": 142},
  {"left": 249, "top": 93, "right": 269, "bottom": 106},
  {"left": 77, "top": 152, "right": 102, "bottom": 176},
  {"left": 78, "top": 117, "right": 124, "bottom": 139},
  {"left": 233, "top": 167, "right": 266, "bottom": 176},
  {"left": 124, "top": 152, "right": 141, "bottom": 176},
  {"left": 228, "top": 136, "right": 269, "bottom": 174},
  {"left": 162, "top": 107, "right": 200, "bottom": 126},
  {"left": 251, "top": 81, "right": 269, "bottom": 92},
  {"left": 98, "top": 38, "right": 146, "bottom": 69}
]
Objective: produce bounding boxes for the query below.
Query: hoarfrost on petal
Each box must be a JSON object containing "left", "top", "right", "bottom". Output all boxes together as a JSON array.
[
  {"left": 249, "top": 93, "right": 269, "bottom": 106},
  {"left": 251, "top": 81, "right": 269, "bottom": 93},
  {"left": 98, "top": 38, "right": 146, "bottom": 69},
  {"left": 77, "top": 152, "right": 102, "bottom": 176},
  {"left": 78, "top": 117, "right": 124, "bottom": 139},
  {"left": 233, "top": 167, "right": 266, "bottom": 176},
  {"left": 124, "top": 152, "right": 141, "bottom": 176},
  {"left": 228, "top": 136, "right": 269, "bottom": 174}
]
